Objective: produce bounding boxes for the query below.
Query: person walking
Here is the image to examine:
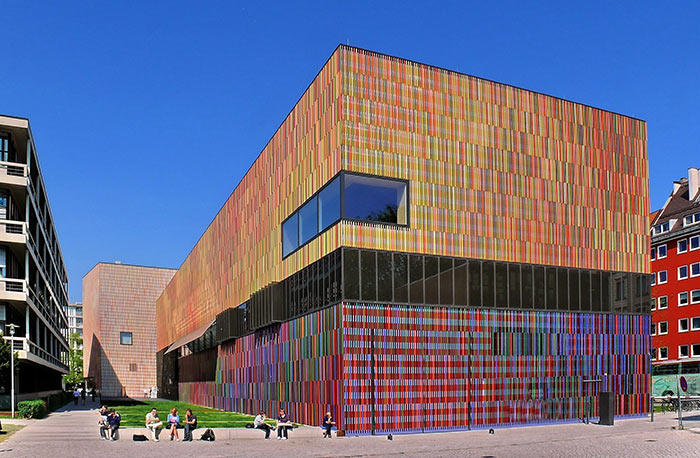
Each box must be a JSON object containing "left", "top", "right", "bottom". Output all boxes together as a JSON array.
[
  {"left": 90, "top": 387, "right": 96, "bottom": 402},
  {"left": 145, "top": 408, "right": 163, "bottom": 441},
  {"left": 73, "top": 387, "right": 79, "bottom": 405},
  {"left": 80, "top": 387, "right": 86, "bottom": 405},
  {"left": 254, "top": 411, "right": 273, "bottom": 439},
  {"left": 322, "top": 411, "right": 336, "bottom": 438},
  {"left": 277, "top": 408, "right": 291, "bottom": 440},
  {"left": 167, "top": 408, "right": 180, "bottom": 441},
  {"left": 183, "top": 408, "right": 197, "bottom": 442}
]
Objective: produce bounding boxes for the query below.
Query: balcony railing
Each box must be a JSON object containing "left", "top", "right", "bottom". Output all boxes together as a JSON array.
[
  {"left": 0, "top": 161, "right": 28, "bottom": 186},
  {"left": 0, "top": 278, "right": 26, "bottom": 295},
  {"left": 2, "top": 335, "right": 28, "bottom": 352},
  {"left": 0, "top": 220, "right": 27, "bottom": 244},
  {"left": 2, "top": 336, "right": 68, "bottom": 372}
]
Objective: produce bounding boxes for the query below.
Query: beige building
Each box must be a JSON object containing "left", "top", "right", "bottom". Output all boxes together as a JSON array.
[{"left": 83, "top": 262, "right": 175, "bottom": 398}]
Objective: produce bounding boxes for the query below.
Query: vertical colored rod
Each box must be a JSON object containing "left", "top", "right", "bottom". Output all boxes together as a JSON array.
[{"left": 370, "top": 328, "right": 376, "bottom": 435}]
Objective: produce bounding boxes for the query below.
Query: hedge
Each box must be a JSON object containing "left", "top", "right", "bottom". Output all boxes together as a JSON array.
[{"left": 17, "top": 400, "right": 47, "bottom": 419}]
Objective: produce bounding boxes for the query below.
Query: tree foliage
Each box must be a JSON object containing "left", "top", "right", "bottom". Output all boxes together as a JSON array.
[
  {"left": 0, "top": 337, "right": 20, "bottom": 394},
  {"left": 62, "top": 332, "right": 83, "bottom": 387}
]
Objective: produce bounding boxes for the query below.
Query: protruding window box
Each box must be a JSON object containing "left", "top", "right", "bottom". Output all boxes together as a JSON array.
[{"left": 248, "top": 282, "right": 285, "bottom": 330}]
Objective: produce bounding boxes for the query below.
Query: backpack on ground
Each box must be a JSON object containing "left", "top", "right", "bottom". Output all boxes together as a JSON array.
[
  {"left": 200, "top": 428, "right": 215, "bottom": 441},
  {"left": 132, "top": 434, "right": 148, "bottom": 441}
]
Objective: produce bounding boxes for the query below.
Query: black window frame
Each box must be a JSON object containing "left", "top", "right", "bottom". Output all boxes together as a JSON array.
[{"left": 120, "top": 331, "right": 133, "bottom": 346}]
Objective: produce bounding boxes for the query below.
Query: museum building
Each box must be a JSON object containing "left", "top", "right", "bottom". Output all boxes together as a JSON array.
[{"left": 156, "top": 45, "right": 651, "bottom": 433}]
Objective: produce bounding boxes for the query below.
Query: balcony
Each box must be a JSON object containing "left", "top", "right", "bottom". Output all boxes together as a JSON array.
[
  {"left": 0, "top": 161, "right": 27, "bottom": 188},
  {"left": 2, "top": 336, "right": 69, "bottom": 373},
  {"left": 0, "top": 278, "right": 26, "bottom": 302},
  {"left": 0, "top": 220, "right": 27, "bottom": 245}
]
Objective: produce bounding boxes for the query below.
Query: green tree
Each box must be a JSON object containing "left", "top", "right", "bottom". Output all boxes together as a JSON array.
[
  {"left": 0, "top": 337, "right": 19, "bottom": 394},
  {"left": 62, "top": 332, "right": 83, "bottom": 387}
]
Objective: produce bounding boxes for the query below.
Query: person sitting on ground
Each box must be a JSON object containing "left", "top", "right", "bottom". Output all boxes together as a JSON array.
[
  {"left": 254, "top": 411, "right": 273, "bottom": 439},
  {"left": 107, "top": 409, "right": 121, "bottom": 441},
  {"left": 73, "top": 387, "right": 80, "bottom": 405},
  {"left": 183, "top": 408, "right": 197, "bottom": 442},
  {"left": 145, "top": 408, "right": 163, "bottom": 441},
  {"left": 98, "top": 405, "right": 109, "bottom": 440},
  {"left": 277, "top": 408, "right": 291, "bottom": 440},
  {"left": 322, "top": 411, "right": 336, "bottom": 438},
  {"left": 167, "top": 408, "right": 180, "bottom": 441}
]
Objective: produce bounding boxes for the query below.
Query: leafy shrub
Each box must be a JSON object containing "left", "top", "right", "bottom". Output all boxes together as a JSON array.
[{"left": 18, "top": 400, "right": 47, "bottom": 419}]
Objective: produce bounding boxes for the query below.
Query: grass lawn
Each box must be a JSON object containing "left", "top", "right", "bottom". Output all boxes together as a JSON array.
[
  {"left": 106, "top": 400, "right": 261, "bottom": 428},
  {"left": 0, "top": 424, "right": 24, "bottom": 442}
]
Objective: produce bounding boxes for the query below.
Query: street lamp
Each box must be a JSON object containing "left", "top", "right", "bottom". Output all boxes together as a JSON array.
[{"left": 6, "top": 324, "right": 18, "bottom": 419}]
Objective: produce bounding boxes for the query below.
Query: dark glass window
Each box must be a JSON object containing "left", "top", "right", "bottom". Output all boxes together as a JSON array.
[
  {"left": 546, "top": 267, "right": 557, "bottom": 310},
  {"left": 319, "top": 176, "right": 341, "bottom": 231},
  {"left": 482, "top": 261, "right": 494, "bottom": 308},
  {"left": 361, "top": 251, "right": 377, "bottom": 301},
  {"left": 557, "top": 269, "right": 568, "bottom": 311},
  {"left": 591, "top": 271, "right": 601, "bottom": 311},
  {"left": 454, "top": 259, "right": 467, "bottom": 306},
  {"left": 469, "top": 260, "right": 481, "bottom": 307},
  {"left": 508, "top": 264, "right": 521, "bottom": 308},
  {"left": 439, "top": 258, "right": 453, "bottom": 306},
  {"left": 580, "top": 271, "right": 591, "bottom": 311},
  {"left": 601, "top": 272, "right": 611, "bottom": 312},
  {"left": 495, "top": 263, "right": 508, "bottom": 307},
  {"left": 533, "top": 266, "right": 544, "bottom": 309},
  {"left": 282, "top": 213, "right": 298, "bottom": 257},
  {"left": 424, "top": 257, "right": 439, "bottom": 304},
  {"left": 344, "top": 249, "right": 359, "bottom": 300},
  {"left": 120, "top": 332, "right": 132, "bottom": 346},
  {"left": 522, "top": 265, "right": 533, "bottom": 309},
  {"left": 377, "top": 252, "right": 393, "bottom": 302},
  {"left": 299, "top": 196, "right": 318, "bottom": 245},
  {"left": 569, "top": 270, "right": 580, "bottom": 311},
  {"left": 393, "top": 253, "right": 408, "bottom": 303},
  {"left": 409, "top": 255, "right": 424, "bottom": 303},
  {"left": 344, "top": 174, "right": 408, "bottom": 225}
]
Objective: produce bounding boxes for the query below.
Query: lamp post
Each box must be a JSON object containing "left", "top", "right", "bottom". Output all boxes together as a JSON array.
[{"left": 6, "top": 324, "right": 18, "bottom": 419}]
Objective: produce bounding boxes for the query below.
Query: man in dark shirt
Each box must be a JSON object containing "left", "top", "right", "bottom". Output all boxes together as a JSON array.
[
  {"left": 183, "top": 409, "right": 197, "bottom": 441},
  {"left": 107, "top": 410, "right": 121, "bottom": 441}
]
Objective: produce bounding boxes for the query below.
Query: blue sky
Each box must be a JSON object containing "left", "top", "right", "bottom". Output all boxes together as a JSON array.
[{"left": 2, "top": 1, "right": 698, "bottom": 301}]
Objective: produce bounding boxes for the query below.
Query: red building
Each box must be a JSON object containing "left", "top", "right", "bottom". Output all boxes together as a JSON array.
[{"left": 651, "top": 167, "right": 700, "bottom": 373}]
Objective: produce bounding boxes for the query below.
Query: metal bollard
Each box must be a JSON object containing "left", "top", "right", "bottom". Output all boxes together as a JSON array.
[{"left": 650, "top": 396, "right": 654, "bottom": 423}]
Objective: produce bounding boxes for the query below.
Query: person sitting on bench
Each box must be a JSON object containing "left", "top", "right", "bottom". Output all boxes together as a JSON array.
[
  {"left": 98, "top": 406, "right": 109, "bottom": 440},
  {"left": 254, "top": 411, "right": 273, "bottom": 439},
  {"left": 107, "top": 409, "right": 121, "bottom": 440},
  {"left": 322, "top": 411, "right": 336, "bottom": 438},
  {"left": 145, "top": 408, "right": 163, "bottom": 441},
  {"left": 277, "top": 408, "right": 292, "bottom": 440}
]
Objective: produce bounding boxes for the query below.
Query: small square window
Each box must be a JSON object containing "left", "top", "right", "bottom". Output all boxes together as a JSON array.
[
  {"left": 692, "top": 290, "right": 700, "bottom": 304},
  {"left": 680, "top": 292, "right": 689, "bottom": 306},
  {"left": 658, "top": 244, "right": 667, "bottom": 259},
  {"left": 680, "top": 318, "right": 689, "bottom": 332},
  {"left": 659, "top": 321, "right": 668, "bottom": 335},
  {"left": 693, "top": 344, "right": 700, "bottom": 358},
  {"left": 651, "top": 348, "right": 657, "bottom": 360},
  {"left": 679, "top": 266, "right": 689, "bottom": 280},
  {"left": 651, "top": 323, "right": 656, "bottom": 336},
  {"left": 120, "top": 332, "right": 132, "bottom": 346},
  {"left": 651, "top": 247, "right": 656, "bottom": 260},
  {"left": 659, "top": 347, "right": 669, "bottom": 360},
  {"left": 691, "top": 236, "right": 700, "bottom": 251},
  {"left": 651, "top": 275, "right": 656, "bottom": 286},
  {"left": 692, "top": 317, "right": 700, "bottom": 331},
  {"left": 651, "top": 298, "right": 657, "bottom": 311},
  {"left": 129, "top": 363, "right": 138, "bottom": 372},
  {"left": 658, "top": 296, "right": 668, "bottom": 309},
  {"left": 678, "top": 239, "right": 688, "bottom": 253},
  {"left": 692, "top": 263, "right": 700, "bottom": 277},
  {"left": 680, "top": 345, "right": 690, "bottom": 358},
  {"left": 658, "top": 271, "right": 668, "bottom": 284}
]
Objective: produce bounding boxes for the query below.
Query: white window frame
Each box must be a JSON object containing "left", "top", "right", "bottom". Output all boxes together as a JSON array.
[
  {"left": 679, "top": 265, "right": 689, "bottom": 280},
  {"left": 679, "top": 318, "right": 690, "bottom": 333},
  {"left": 679, "top": 345, "right": 690, "bottom": 359},
  {"left": 692, "top": 316, "right": 700, "bottom": 331},
  {"left": 651, "top": 297, "right": 657, "bottom": 311},
  {"left": 658, "top": 296, "right": 669, "bottom": 309},
  {"left": 692, "top": 262, "right": 700, "bottom": 278},
  {"left": 654, "top": 222, "right": 670, "bottom": 235},
  {"left": 692, "top": 289, "right": 700, "bottom": 304},
  {"left": 691, "top": 235, "right": 700, "bottom": 251},
  {"left": 659, "top": 347, "right": 669, "bottom": 360},
  {"left": 657, "top": 244, "right": 668, "bottom": 259},
  {"left": 651, "top": 247, "right": 657, "bottom": 260},
  {"left": 658, "top": 270, "right": 668, "bottom": 284},
  {"left": 678, "top": 239, "right": 688, "bottom": 254},
  {"left": 651, "top": 323, "right": 656, "bottom": 336},
  {"left": 684, "top": 212, "right": 700, "bottom": 227},
  {"left": 679, "top": 291, "right": 689, "bottom": 306},
  {"left": 658, "top": 321, "right": 669, "bottom": 335},
  {"left": 651, "top": 348, "right": 657, "bottom": 361},
  {"left": 692, "top": 344, "right": 700, "bottom": 358},
  {"left": 651, "top": 274, "right": 656, "bottom": 286}
]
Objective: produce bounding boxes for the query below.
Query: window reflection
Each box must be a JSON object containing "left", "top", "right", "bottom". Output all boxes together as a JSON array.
[
  {"left": 299, "top": 196, "right": 318, "bottom": 245},
  {"left": 282, "top": 214, "right": 298, "bottom": 257},
  {"left": 344, "top": 174, "right": 407, "bottom": 225},
  {"left": 319, "top": 177, "right": 340, "bottom": 231}
]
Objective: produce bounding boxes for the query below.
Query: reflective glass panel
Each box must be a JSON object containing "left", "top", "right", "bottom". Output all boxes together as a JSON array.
[
  {"left": 299, "top": 196, "right": 318, "bottom": 245},
  {"left": 319, "top": 177, "right": 341, "bottom": 231},
  {"left": 344, "top": 174, "right": 407, "bottom": 224},
  {"left": 282, "top": 213, "right": 298, "bottom": 257}
]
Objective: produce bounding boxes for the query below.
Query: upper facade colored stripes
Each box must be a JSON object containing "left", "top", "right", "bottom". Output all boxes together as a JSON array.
[{"left": 156, "top": 45, "right": 649, "bottom": 350}]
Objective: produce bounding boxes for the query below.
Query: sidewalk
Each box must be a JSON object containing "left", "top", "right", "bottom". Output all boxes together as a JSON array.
[{"left": 3, "top": 401, "right": 700, "bottom": 458}]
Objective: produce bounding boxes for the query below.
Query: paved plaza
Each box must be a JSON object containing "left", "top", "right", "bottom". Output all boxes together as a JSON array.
[{"left": 2, "top": 400, "right": 700, "bottom": 457}]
